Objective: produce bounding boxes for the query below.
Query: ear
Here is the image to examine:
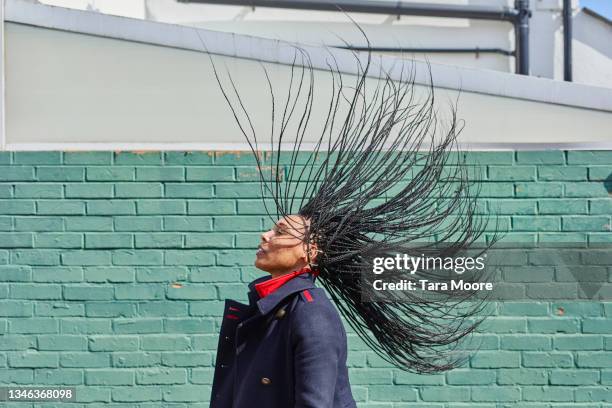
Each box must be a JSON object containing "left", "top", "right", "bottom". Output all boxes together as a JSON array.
[{"left": 306, "top": 241, "right": 318, "bottom": 264}]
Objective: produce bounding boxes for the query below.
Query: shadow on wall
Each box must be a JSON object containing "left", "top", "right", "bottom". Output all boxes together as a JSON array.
[{"left": 605, "top": 172, "right": 612, "bottom": 194}]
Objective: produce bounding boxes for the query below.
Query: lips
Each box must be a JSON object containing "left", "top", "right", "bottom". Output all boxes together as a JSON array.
[{"left": 256, "top": 246, "right": 267, "bottom": 257}]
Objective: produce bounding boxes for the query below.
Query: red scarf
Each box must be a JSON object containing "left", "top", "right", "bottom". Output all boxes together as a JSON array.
[{"left": 255, "top": 265, "right": 318, "bottom": 298}]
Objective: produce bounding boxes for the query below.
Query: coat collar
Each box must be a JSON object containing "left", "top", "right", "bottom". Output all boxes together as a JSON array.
[{"left": 247, "top": 267, "right": 317, "bottom": 316}]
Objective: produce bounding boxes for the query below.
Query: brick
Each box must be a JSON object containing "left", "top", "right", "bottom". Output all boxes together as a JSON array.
[
  {"left": 137, "top": 368, "right": 186, "bottom": 385},
  {"left": 35, "top": 368, "right": 83, "bottom": 385},
  {"left": 420, "top": 386, "right": 468, "bottom": 402},
  {"left": 112, "top": 387, "right": 161, "bottom": 402},
  {"left": 184, "top": 233, "right": 233, "bottom": 249},
  {"left": 0, "top": 166, "right": 35, "bottom": 181},
  {"left": 114, "top": 216, "right": 163, "bottom": 231},
  {"left": 0, "top": 200, "right": 36, "bottom": 214},
  {"left": 394, "top": 371, "right": 443, "bottom": 385},
  {"left": 191, "top": 367, "right": 215, "bottom": 384},
  {"left": 113, "top": 250, "right": 163, "bottom": 265},
  {"left": 497, "top": 369, "right": 547, "bottom": 385},
  {"left": 516, "top": 151, "right": 565, "bottom": 164},
  {"left": 164, "top": 250, "right": 214, "bottom": 266},
  {"left": 9, "top": 283, "right": 61, "bottom": 299},
  {"left": 135, "top": 233, "right": 182, "bottom": 248},
  {"left": 141, "top": 335, "right": 191, "bottom": 351},
  {"left": 86, "top": 302, "right": 137, "bottom": 317},
  {"left": 112, "top": 352, "right": 161, "bottom": 367},
  {"left": 552, "top": 302, "right": 602, "bottom": 316},
  {"left": 63, "top": 152, "right": 112, "bottom": 165},
  {"left": 189, "top": 267, "right": 240, "bottom": 283},
  {"left": 539, "top": 199, "right": 587, "bottom": 214},
  {"left": 114, "top": 152, "right": 162, "bottom": 165},
  {"left": 490, "top": 199, "right": 536, "bottom": 215},
  {"left": 213, "top": 216, "right": 261, "bottom": 232},
  {"left": 470, "top": 386, "right": 520, "bottom": 402},
  {"left": 14, "top": 152, "right": 61, "bottom": 165},
  {"left": 165, "top": 183, "right": 213, "bottom": 198},
  {"left": 86, "top": 369, "right": 134, "bottom": 385},
  {"left": 489, "top": 166, "right": 535, "bottom": 181},
  {"left": 512, "top": 216, "right": 560, "bottom": 231},
  {"left": 10, "top": 317, "right": 58, "bottom": 334},
  {"left": 522, "top": 386, "right": 574, "bottom": 401},
  {"left": 0, "top": 368, "right": 34, "bottom": 383},
  {"left": 87, "top": 200, "right": 136, "bottom": 215},
  {"left": 0, "top": 300, "right": 33, "bottom": 316},
  {"left": 113, "top": 318, "right": 163, "bottom": 334},
  {"left": 84, "top": 266, "right": 135, "bottom": 283},
  {"left": 37, "top": 166, "right": 85, "bottom": 181},
  {"left": 60, "top": 319, "right": 112, "bottom": 334},
  {"left": 38, "top": 335, "right": 87, "bottom": 351},
  {"left": 590, "top": 199, "right": 612, "bottom": 215},
  {"left": 14, "top": 184, "right": 62, "bottom": 198},
  {"left": 60, "top": 352, "right": 110, "bottom": 368},
  {"left": 166, "top": 285, "right": 216, "bottom": 300},
  {"left": 550, "top": 369, "right": 599, "bottom": 385},
  {"left": 162, "top": 384, "right": 210, "bottom": 402},
  {"left": 577, "top": 352, "right": 612, "bottom": 367},
  {"left": 161, "top": 352, "right": 212, "bottom": 367},
  {"left": 0, "top": 335, "right": 36, "bottom": 350},
  {"left": 189, "top": 301, "right": 224, "bottom": 317},
  {"left": 515, "top": 183, "right": 562, "bottom": 198},
  {"left": 86, "top": 166, "right": 135, "bottom": 181},
  {"left": 470, "top": 351, "right": 520, "bottom": 368},
  {"left": 499, "top": 302, "right": 548, "bottom": 316},
  {"left": 116, "top": 183, "right": 163, "bottom": 198},
  {"left": 567, "top": 151, "right": 612, "bottom": 165},
  {"left": 588, "top": 165, "right": 612, "bottom": 181},
  {"left": 35, "top": 302, "right": 84, "bottom": 317},
  {"left": 575, "top": 387, "right": 612, "bottom": 402},
  {"left": 86, "top": 233, "right": 133, "bottom": 248},
  {"left": 88, "top": 336, "right": 139, "bottom": 351},
  {"left": 63, "top": 285, "right": 114, "bottom": 300},
  {"left": 215, "top": 183, "right": 262, "bottom": 198},
  {"left": 565, "top": 182, "right": 608, "bottom": 198},
  {"left": 37, "top": 200, "right": 86, "bottom": 215},
  {"left": 61, "top": 250, "right": 111, "bottom": 266},
  {"left": 538, "top": 166, "right": 587, "bottom": 181},
  {"left": 522, "top": 352, "right": 573, "bottom": 367},
  {"left": 164, "top": 151, "right": 213, "bottom": 165},
  {"left": 188, "top": 200, "right": 235, "bottom": 215},
  {"left": 163, "top": 216, "right": 212, "bottom": 232},
  {"left": 139, "top": 301, "right": 188, "bottom": 317},
  {"left": 500, "top": 335, "right": 551, "bottom": 350},
  {"left": 480, "top": 318, "right": 526, "bottom": 333},
  {"left": 115, "top": 284, "right": 164, "bottom": 300},
  {"left": 582, "top": 319, "right": 612, "bottom": 334},
  {"left": 8, "top": 352, "right": 58, "bottom": 368},
  {"left": 446, "top": 369, "right": 495, "bottom": 385},
  {"left": 65, "top": 183, "right": 113, "bottom": 198},
  {"left": 462, "top": 151, "right": 514, "bottom": 165},
  {"left": 0, "top": 233, "right": 33, "bottom": 248},
  {"left": 65, "top": 216, "right": 113, "bottom": 231},
  {"left": 136, "top": 200, "right": 185, "bottom": 215},
  {"left": 32, "top": 266, "right": 83, "bottom": 282},
  {"left": 562, "top": 216, "right": 610, "bottom": 231},
  {"left": 186, "top": 167, "right": 234, "bottom": 181},
  {"left": 15, "top": 217, "right": 63, "bottom": 232},
  {"left": 136, "top": 266, "right": 188, "bottom": 282},
  {"left": 527, "top": 318, "right": 580, "bottom": 333},
  {"left": 136, "top": 167, "right": 184, "bottom": 181}
]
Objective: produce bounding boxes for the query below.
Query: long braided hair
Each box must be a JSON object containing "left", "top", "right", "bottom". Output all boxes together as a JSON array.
[{"left": 198, "top": 27, "right": 503, "bottom": 373}]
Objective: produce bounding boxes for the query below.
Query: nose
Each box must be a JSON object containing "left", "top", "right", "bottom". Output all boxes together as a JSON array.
[{"left": 261, "top": 230, "right": 272, "bottom": 243}]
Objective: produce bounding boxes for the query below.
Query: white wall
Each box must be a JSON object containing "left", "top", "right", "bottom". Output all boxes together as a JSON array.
[{"left": 5, "top": 22, "right": 612, "bottom": 149}]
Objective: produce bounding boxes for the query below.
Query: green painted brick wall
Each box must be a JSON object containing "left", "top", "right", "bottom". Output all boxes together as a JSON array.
[{"left": 0, "top": 150, "right": 610, "bottom": 407}]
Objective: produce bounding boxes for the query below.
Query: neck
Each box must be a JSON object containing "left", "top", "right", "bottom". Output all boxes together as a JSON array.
[{"left": 269, "top": 263, "right": 309, "bottom": 279}]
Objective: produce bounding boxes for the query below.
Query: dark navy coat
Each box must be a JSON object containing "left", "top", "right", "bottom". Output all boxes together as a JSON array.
[{"left": 210, "top": 269, "right": 356, "bottom": 408}]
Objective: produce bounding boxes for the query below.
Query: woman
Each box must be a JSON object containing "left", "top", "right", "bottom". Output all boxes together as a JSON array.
[
  {"left": 210, "top": 214, "right": 356, "bottom": 407},
  {"left": 205, "top": 28, "right": 501, "bottom": 408}
]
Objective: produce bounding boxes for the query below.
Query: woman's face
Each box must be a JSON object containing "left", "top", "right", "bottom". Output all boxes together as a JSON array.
[{"left": 255, "top": 215, "right": 315, "bottom": 276}]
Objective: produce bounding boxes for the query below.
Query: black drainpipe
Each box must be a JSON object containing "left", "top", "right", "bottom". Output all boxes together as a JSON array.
[
  {"left": 180, "top": 0, "right": 532, "bottom": 75},
  {"left": 563, "top": 0, "right": 573, "bottom": 81}
]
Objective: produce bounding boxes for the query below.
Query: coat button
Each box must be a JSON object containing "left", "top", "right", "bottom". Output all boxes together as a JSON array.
[
  {"left": 275, "top": 308, "right": 286, "bottom": 319},
  {"left": 261, "top": 377, "right": 272, "bottom": 385}
]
